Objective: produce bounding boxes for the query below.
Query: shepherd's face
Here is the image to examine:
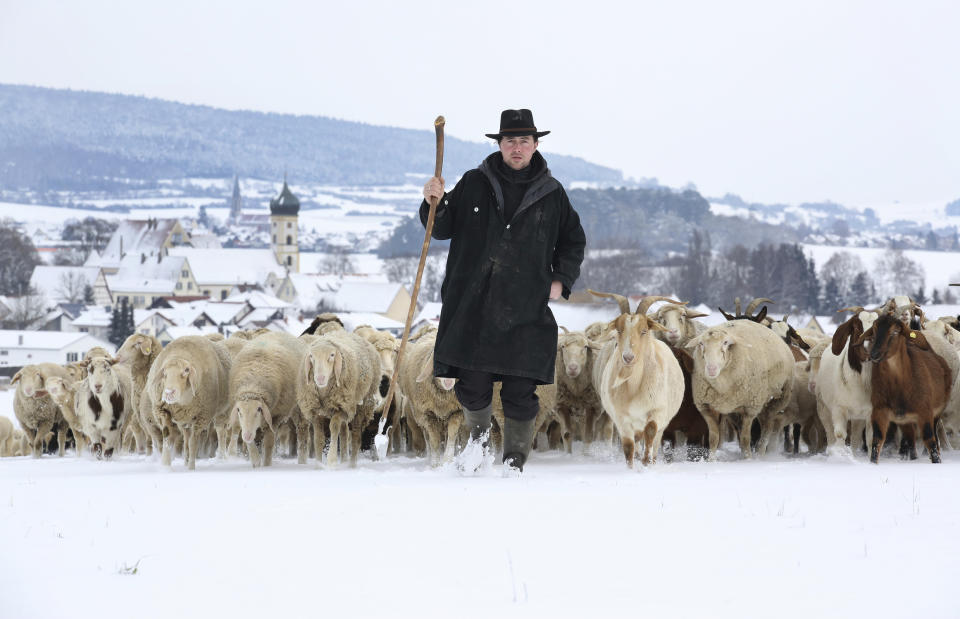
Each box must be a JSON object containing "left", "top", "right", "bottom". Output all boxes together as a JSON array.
[{"left": 499, "top": 135, "right": 537, "bottom": 170}]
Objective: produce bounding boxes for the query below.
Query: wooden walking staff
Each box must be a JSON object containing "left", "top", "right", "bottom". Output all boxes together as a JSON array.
[{"left": 375, "top": 116, "right": 445, "bottom": 452}]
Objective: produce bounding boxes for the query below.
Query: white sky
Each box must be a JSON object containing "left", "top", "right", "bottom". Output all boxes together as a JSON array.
[{"left": 2, "top": 0, "right": 958, "bottom": 208}]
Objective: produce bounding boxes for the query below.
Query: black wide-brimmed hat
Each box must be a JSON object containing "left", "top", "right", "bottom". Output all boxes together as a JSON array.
[{"left": 485, "top": 108, "right": 550, "bottom": 140}]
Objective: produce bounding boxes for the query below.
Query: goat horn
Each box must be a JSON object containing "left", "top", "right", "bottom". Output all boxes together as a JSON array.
[
  {"left": 559, "top": 326, "right": 569, "bottom": 334},
  {"left": 837, "top": 306, "right": 865, "bottom": 314},
  {"left": 588, "top": 289, "right": 630, "bottom": 315},
  {"left": 635, "top": 295, "right": 686, "bottom": 316},
  {"left": 745, "top": 297, "right": 775, "bottom": 316},
  {"left": 734, "top": 297, "right": 742, "bottom": 316}
]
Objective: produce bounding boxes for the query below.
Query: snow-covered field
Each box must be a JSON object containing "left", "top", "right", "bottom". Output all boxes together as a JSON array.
[{"left": 2, "top": 391, "right": 959, "bottom": 619}]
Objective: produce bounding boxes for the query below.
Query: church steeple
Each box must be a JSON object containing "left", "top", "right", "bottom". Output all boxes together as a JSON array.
[
  {"left": 269, "top": 178, "right": 300, "bottom": 272},
  {"left": 228, "top": 175, "right": 243, "bottom": 225}
]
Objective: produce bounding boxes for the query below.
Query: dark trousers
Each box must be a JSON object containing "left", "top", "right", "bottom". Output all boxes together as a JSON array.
[{"left": 454, "top": 368, "right": 539, "bottom": 422}]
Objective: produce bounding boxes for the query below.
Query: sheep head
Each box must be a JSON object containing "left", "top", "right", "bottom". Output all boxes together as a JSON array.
[
  {"left": 655, "top": 304, "right": 706, "bottom": 346},
  {"left": 234, "top": 396, "right": 272, "bottom": 443},
  {"left": 156, "top": 358, "right": 198, "bottom": 406},
  {"left": 65, "top": 362, "right": 87, "bottom": 382},
  {"left": 84, "top": 346, "right": 113, "bottom": 362},
  {"left": 306, "top": 341, "right": 342, "bottom": 389},
  {"left": 687, "top": 330, "right": 736, "bottom": 380},
  {"left": 557, "top": 332, "right": 594, "bottom": 378},
  {"left": 116, "top": 333, "right": 157, "bottom": 364},
  {"left": 44, "top": 376, "right": 74, "bottom": 407},
  {"left": 13, "top": 365, "right": 49, "bottom": 399}
]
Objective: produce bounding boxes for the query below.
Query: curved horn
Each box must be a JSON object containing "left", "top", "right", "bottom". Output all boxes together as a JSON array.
[
  {"left": 588, "top": 289, "right": 630, "bottom": 315},
  {"left": 837, "top": 306, "right": 865, "bottom": 315},
  {"left": 734, "top": 297, "right": 742, "bottom": 316},
  {"left": 635, "top": 295, "right": 686, "bottom": 316},
  {"left": 745, "top": 297, "right": 775, "bottom": 316},
  {"left": 559, "top": 326, "right": 569, "bottom": 334}
]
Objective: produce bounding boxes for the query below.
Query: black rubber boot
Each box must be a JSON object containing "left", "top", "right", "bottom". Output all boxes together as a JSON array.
[
  {"left": 502, "top": 415, "right": 537, "bottom": 473},
  {"left": 464, "top": 404, "right": 492, "bottom": 445}
]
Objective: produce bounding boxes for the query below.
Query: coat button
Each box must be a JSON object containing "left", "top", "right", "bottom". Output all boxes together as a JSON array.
[
  {"left": 474, "top": 207, "right": 479, "bottom": 212},
  {"left": 506, "top": 224, "right": 511, "bottom": 229},
  {"left": 444, "top": 200, "right": 448, "bottom": 205}
]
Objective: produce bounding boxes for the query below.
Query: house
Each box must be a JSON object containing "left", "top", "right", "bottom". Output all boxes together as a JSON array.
[
  {"left": 29, "top": 265, "right": 112, "bottom": 307},
  {"left": 166, "top": 247, "right": 288, "bottom": 301},
  {"left": 156, "top": 325, "right": 220, "bottom": 347},
  {"left": 105, "top": 252, "right": 199, "bottom": 309},
  {"left": 71, "top": 306, "right": 113, "bottom": 341},
  {"left": 0, "top": 330, "right": 114, "bottom": 375},
  {"left": 36, "top": 303, "right": 85, "bottom": 332},
  {"left": 85, "top": 218, "right": 190, "bottom": 274},
  {"left": 277, "top": 275, "right": 411, "bottom": 323}
]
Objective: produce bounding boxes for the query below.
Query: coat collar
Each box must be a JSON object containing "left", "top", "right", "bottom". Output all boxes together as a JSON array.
[{"left": 478, "top": 151, "right": 559, "bottom": 222}]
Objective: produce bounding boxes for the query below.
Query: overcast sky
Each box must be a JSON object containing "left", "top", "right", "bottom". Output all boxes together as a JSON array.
[{"left": 2, "top": 0, "right": 958, "bottom": 208}]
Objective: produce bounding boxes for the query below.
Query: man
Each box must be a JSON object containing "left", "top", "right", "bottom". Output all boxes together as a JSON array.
[{"left": 420, "top": 108, "right": 586, "bottom": 473}]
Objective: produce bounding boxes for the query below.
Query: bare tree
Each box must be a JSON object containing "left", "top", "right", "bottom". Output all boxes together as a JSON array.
[
  {"left": 821, "top": 251, "right": 865, "bottom": 300},
  {"left": 3, "top": 290, "right": 48, "bottom": 330},
  {"left": 318, "top": 246, "right": 358, "bottom": 277},
  {"left": 873, "top": 250, "right": 925, "bottom": 301},
  {"left": 55, "top": 272, "right": 90, "bottom": 304}
]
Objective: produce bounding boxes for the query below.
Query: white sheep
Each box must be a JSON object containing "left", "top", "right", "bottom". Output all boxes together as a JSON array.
[
  {"left": 74, "top": 356, "right": 135, "bottom": 459},
  {"left": 685, "top": 319, "right": 796, "bottom": 459},
  {"left": 114, "top": 333, "right": 162, "bottom": 455},
  {"left": 44, "top": 375, "right": 90, "bottom": 455},
  {"left": 12, "top": 363, "right": 70, "bottom": 457},
  {"left": 0, "top": 416, "right": 19, "bottom": 457},
  {"left": 589, "top": 291, "right": 686, "bottom": 467},
  {"left": 554, "top": 328, "right": 603, "bottom": 452},
  {"left": 297, "top": 330, "right": 380, "bottom": 468},
  {"left": 145, "top": 335, "right": 233, "bottom": 470},
  {"left": 396, "top": 332, "right": 461, "bottom": 465},
  {"left": 229, "top": 331, "right": 310, "bottom": 467},
  {"left": 652, "top": 304, "right": 709, "bottom": 348}
]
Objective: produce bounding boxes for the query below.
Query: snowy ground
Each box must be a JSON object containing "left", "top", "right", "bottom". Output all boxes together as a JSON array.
[{"left": 2, "top": 387, "right": 959, "bottom": 619}]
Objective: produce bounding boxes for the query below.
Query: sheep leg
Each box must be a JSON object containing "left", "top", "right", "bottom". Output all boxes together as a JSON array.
[
  {"left": 793, "top": 423, "right": 801, "bottom": 454},
  {"left": 311, "top": 417, "right": 327, "bottom": 462},
  {"left": 921, "top": 419, "right": 941, "bottom": 463},
  {"left": 407, "top": 418, "right": 426, "bottom": 456},
  {"left": 328, "top": 414, "right": 344, "bottom": 468},
  {"left": 421, "top": 414, "right": 445, "bottom": 467},
  {"left": 295, "top": 418, "right": 310, "bottom": 465},
  {"left": 443, "top": 412, "right": 464, "bottom": 464},
  {"left": 869, "top": 410, "right": 891, "bottom": 463},
  {"left": 262, "top": 427, "right": 275, "bottom": 467},
  {"left": 583, "top": 406, "right": 598, "bottom": 446},
  {"left": 32, "top": 421, "right": 53, "bottom": 458},
  {"left": 181, "top": 426, "right": 198, "bottom": 471},
  {"left": 57, "top": 425, "right": 67, "bottom": 457},
  {"left": 699, "top": 407, "right": 721, "bottom": 460},
  {"left": 557, "top": 406, "right": 574, "bottom": 454}
]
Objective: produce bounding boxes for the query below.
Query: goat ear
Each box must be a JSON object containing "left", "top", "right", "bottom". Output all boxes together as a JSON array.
[
  {"left": 11, "top": 370, "right": 22, "bottom": 384},
  {"left": 855, "top": 325, "right": 874, "bottom": 347},
  {"left": 333, "top": 350, "right": 343, "bottom": 386},
  {"left": 648, "top": 319, "right": 670, "bottom": 333},
  {"left": 686, "top": 311, "right": 709, "bottom": 319},
  {"left": 908, "top": 330, "right": 931, "bottom": 351},
  {"left": 831, "top": 319, "right": 854, "bottom": 356},
  {"left": 586, "top": 339, "right": 604, "bottom": 351}
]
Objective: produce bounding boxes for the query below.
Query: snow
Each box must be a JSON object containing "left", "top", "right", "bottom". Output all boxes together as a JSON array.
[
  {"left": 0, "top": 376, "right": 957, "bottom": 618},
  {"left": 803, "top": 244, "right": 960, "bottom": 293}
]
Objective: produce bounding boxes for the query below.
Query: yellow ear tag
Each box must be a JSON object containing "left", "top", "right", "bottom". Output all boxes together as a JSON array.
[{"left": 910, "top": 332, "right": 917, "bottom": 338}]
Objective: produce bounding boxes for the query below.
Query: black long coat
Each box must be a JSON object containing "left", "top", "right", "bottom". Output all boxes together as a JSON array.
[{"left": 419, "top": 152, "right": 586, "bottom": 384}]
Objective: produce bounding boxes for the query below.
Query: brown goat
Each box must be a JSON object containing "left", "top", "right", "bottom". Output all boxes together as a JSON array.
[{"left": 858, "top": 313, "right": 952, "bottom": 463}]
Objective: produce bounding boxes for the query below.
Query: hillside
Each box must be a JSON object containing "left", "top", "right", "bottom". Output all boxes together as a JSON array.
[{"left": 0, "top": 84, "right": 623, "bottom": 190}]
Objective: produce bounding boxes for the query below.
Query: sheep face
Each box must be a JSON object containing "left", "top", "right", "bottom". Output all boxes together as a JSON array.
[
  {"left": 655, "top": 306, "right": 703, "bottom": 346},
  {"left": 44, "top": 376, "right": 73, "bottom": 406},
  {"left": 234, "top": 398, "right": 272, "bottom": 443},
  {"left": 374, "top": 341, "right": 398, "bottom": 377},
  {"left": 87, "top": 357, "right": 120, "bottom": 396},
  {"left": 691, "top": 331, "right": 735, "bottom": 380},
  {"left": 116, "top": 334, "right": 155, "bottom": 364},
  {"left": 558, "top": 335, "right": 591, "bottom": 378},
  {"left": 65, "top": 362, "right": 87, "bottom": 382},
  {"left": 306, "top": 343, "right": 342, "bottom": 389},
  {"left": 157, "top": 359, "right": 197, "bottom": 405},
  {"left": 12, "top": 366, "right": 50, "bottom": 399}
]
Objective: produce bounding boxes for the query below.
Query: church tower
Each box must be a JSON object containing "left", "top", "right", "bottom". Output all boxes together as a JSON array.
[
  {"left": 228, "top": 175, "right": 243, "bottom": 225},
  {"left": 269, "top": 178, "right": 300, "bottom": 272}
]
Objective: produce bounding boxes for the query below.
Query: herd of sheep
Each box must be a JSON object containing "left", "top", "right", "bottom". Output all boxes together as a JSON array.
[{"left": 3, "top": 293, "right": 959, "bottom": 470}]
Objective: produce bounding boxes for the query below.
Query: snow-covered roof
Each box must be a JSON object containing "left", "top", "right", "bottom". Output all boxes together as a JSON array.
[
  {"left": 0, "top": 330, "right": 107, "bottom": 350},
  {"left": 413, "top": 302, "right": 443, "bottom": 326},
  {"left": 72, "top": 306, "right": 113, "bottom": 328},
  {"left": 158, "top": 325, "right": 220, "bottom": 340},
  {"left": 185, "top": 233, "right": 222, "bottom": 249},
  {"left": 29, "top": 266, "right": 101, "bottom": 305},
  {"left": 236, "top": 307, "right": 284, "bottom": 327},
  {"left": 224, "top": 289, "right": 292, "bottom": 309},
  {"left": 87, "top": 219, "right": 181, "bottom": 270},
  {"left": 318, "top": 282, "right": 406, "bottom": 314},
  {"left": 167, "top": 248, "right": 285, "bottom": 285},
  {"left": 338, "top": 312, "right": 404, "bottom": 332},
  {"left": 105, "top": 253, "right": 187, "bottom": 293}
]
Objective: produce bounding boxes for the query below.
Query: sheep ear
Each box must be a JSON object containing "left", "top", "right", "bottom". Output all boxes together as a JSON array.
[
  {"left": 304, "top": 355, "right": 315, "bottom": 385},
  {"left": 186, "top": 366, "right": 198, "bottom": 398},
  {"left": 11, "top": 370, "right": 22, "bottom": 384},
  {"left": 586, "top": 339, "right": 604, "bottom": 351},
  {"left": 648, "top": 319, "right": 669, "bottom": 333},
  {"left": 262, "top": 404, "right": 274, "bottom": 433},
  {"left": 333, "top": 350, "right": 343, "bottom": 386}
]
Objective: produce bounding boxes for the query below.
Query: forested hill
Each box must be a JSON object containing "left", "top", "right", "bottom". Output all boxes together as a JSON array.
[
  {"left": 0, "top": 84, "right": 622, "bottom": 190},
  {"left": 378, "top": 185, "right": 803, "bottom": 258}
]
